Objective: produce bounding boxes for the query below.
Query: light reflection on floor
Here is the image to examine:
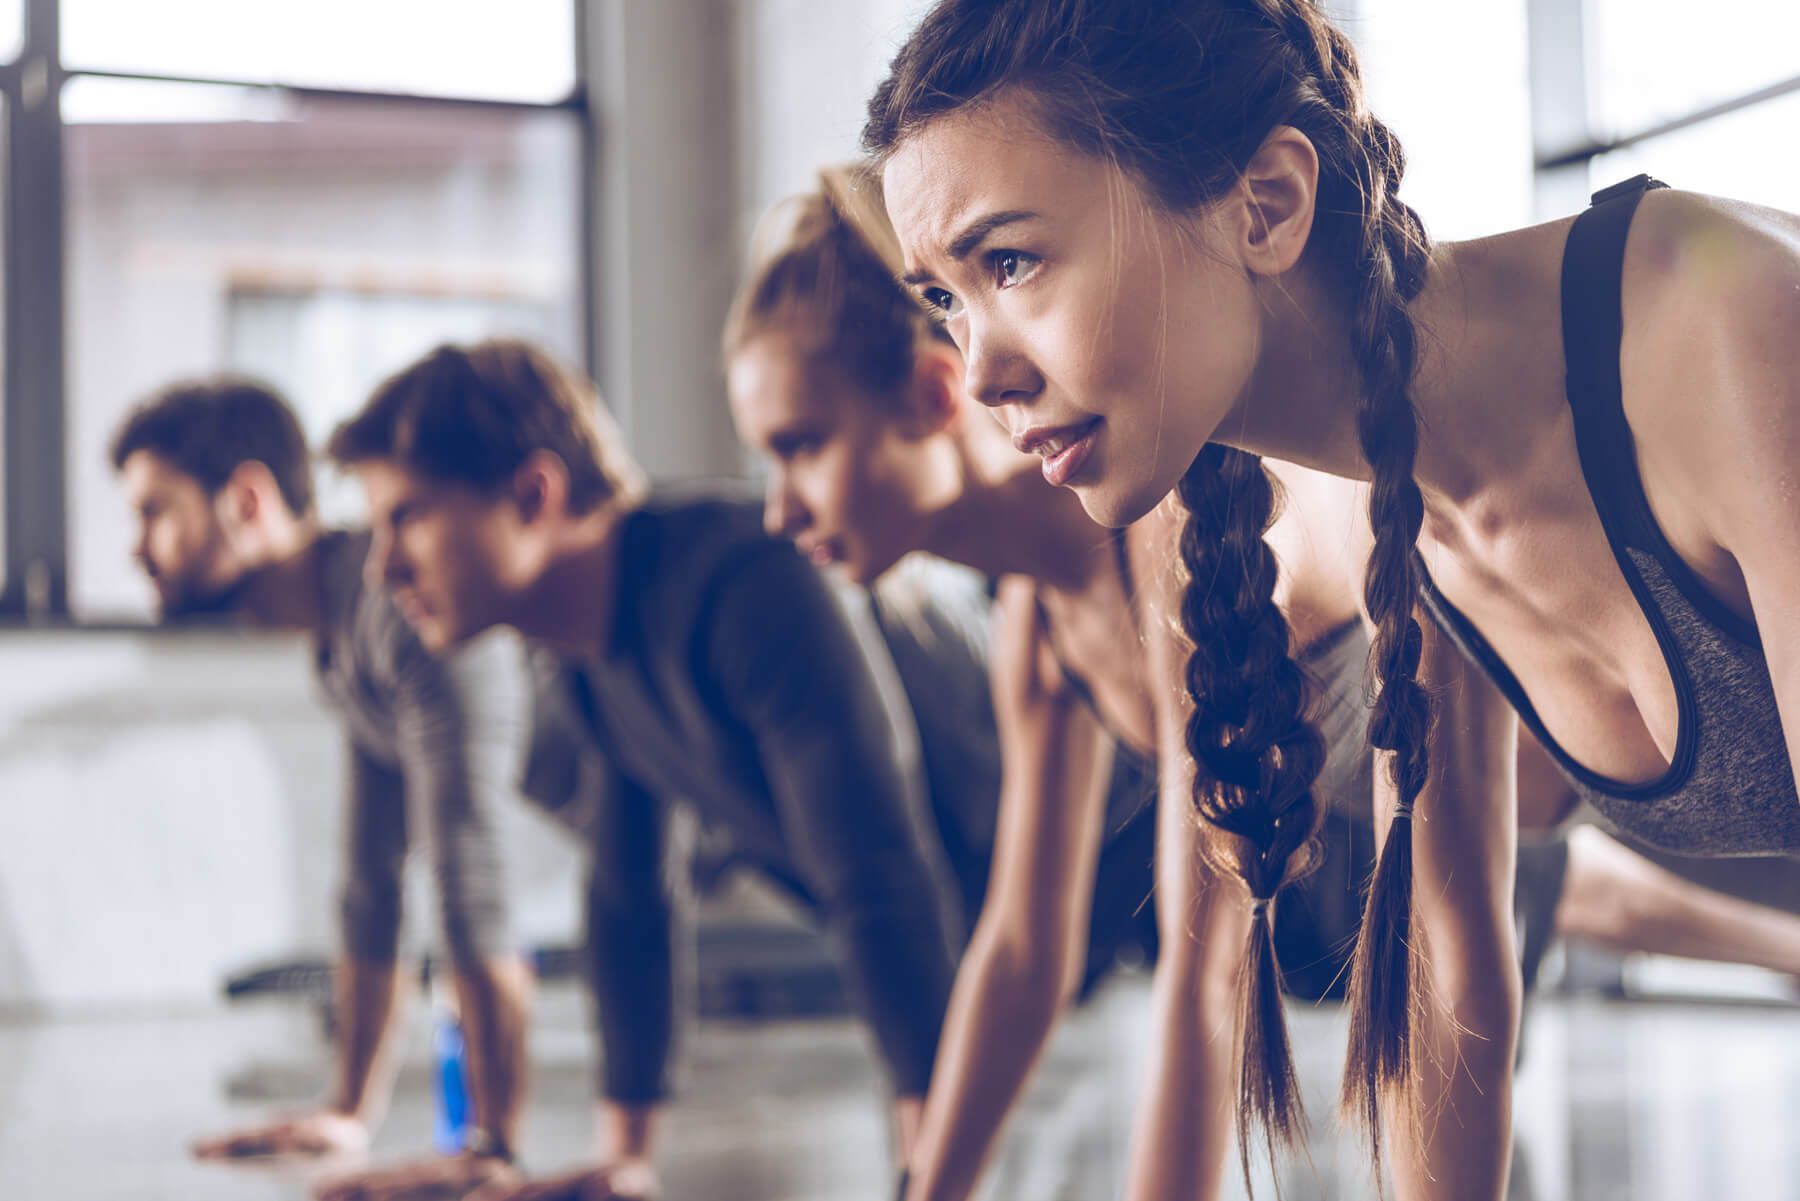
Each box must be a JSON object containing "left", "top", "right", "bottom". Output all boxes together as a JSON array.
[{"left": 2, "top": 974, "right": 1797, "bottom": 1199}]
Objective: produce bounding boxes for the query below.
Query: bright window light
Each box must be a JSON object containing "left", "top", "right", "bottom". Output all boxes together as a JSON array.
[
  {"left": 62, "top": 0, "right": 576, "bottom": 104},
  {"left": 1347, "top": 0, "right": 1536, "bottom": 241},
  {"left": 0, "top": 0, "right": 19, "bottom": 63},
  {"left": 1590, "top": 0, "right": 1800, "bottom": 138}
]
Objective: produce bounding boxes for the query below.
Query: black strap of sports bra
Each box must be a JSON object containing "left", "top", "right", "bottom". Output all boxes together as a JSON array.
[{"left": 1560, "top": 172, "right": 1669, "bottom": 549}]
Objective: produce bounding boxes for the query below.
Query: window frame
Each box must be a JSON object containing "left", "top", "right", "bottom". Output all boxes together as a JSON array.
[
  {"left": 1526, "top": 0, "right": 1800, "bottom": 208},
  {"left": 0, "top": 0, "right": 594, "bottom": 625}
]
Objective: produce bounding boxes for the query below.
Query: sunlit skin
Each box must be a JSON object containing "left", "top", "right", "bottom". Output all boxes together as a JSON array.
[
  {"left": 729, "top": 266, "right": 1800, "bottom": 1201},
  {"left": 881, "top": 94, "right": 1362, "bottom": 528}
]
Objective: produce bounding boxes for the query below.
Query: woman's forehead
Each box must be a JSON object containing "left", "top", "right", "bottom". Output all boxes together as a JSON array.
[{"left": 881, "top": 97, "right": 1077, "bottom": 258}]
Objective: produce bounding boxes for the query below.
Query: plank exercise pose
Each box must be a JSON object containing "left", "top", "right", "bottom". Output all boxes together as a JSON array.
[
  {"left": 322, "top": 339, "right": 1054, "bottom": 1201},
  {"left": 726, "top": 159, "right": 1800, "bottom": 1198}
]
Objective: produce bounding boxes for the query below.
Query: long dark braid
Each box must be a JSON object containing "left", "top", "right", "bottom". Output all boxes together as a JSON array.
[
  {"left": 1337, "top": 130, "right": 1435, "bottom": 1161},
  {"left": 1177, "top": 443, "right": 1327, "bottom": 1184},
  {"left": 1266, "top": 8, "right": 1438, "bottom": 1160}
]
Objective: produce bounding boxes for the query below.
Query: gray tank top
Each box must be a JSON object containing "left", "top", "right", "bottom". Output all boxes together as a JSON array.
[{"left": 1420, "top": 174, "right": 1800, "bottom": 856}]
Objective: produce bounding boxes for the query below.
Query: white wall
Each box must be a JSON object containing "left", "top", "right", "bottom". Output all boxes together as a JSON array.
[
  {"left": 731, "top": 0, "right": 932, "bottom": 238},
  {"left": 0, "top": 631, "right": 585, "bottom": 1015}
]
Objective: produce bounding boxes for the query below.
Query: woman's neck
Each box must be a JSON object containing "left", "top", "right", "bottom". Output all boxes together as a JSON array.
[
  {"left": 1220, "top": 231, "right": 1568, "bottom": 515},
  {"left": 916, "top": 407, "right": 1109, "bottom": 592}
]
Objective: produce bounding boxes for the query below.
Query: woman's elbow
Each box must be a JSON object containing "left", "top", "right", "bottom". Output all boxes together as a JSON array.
[
  {"left": 1428, "top": 925, "right": 1525, "bottom": 1067},
  {"left": 975, "top": 916, "right": 1082, "bottom": 1025}
]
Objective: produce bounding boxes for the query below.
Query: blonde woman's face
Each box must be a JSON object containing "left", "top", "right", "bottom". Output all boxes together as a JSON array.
[
  {"left": 728, "top": 331, "right": 940, "bottom": 587},
  {"left": 882, "top": 93, "right": 1263, "bottom": 526}
]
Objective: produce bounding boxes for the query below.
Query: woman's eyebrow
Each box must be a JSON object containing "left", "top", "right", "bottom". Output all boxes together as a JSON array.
[
  {"left": 946, "top": 210, "right": 1038, "bottom": 260},
  {"left": 901, "top": 209, "right": 1040, "bottom": 286}
]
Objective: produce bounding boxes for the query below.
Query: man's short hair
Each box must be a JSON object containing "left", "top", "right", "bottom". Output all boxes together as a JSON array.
[
  {"left": 326, "top": 338, "right": 644, "bottom": 514},
  {"left": 110, "top": 378, "right": 314, "bottom": 515}
]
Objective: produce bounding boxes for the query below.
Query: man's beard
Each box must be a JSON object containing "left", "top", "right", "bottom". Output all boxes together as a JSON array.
[{"left": 155, "top": 564, "right": 251, "bottom": 622}]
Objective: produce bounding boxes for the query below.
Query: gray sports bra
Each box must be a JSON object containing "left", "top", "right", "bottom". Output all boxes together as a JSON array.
[{"left": 1420, "top": 175, "right": 1800, "bottom": 856}]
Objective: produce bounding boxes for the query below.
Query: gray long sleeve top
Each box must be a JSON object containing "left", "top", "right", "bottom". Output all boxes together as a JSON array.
[
  {"left": 313, "top": 530, "right": 533, "bottom": 968},
  {"left": 544, "top": 494, "right": 969, "bottom": 1101}
]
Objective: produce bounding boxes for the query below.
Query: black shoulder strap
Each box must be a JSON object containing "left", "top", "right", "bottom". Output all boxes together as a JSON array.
[{"left": 1560, "top": 173, "right": 1669, "bottom": 546}]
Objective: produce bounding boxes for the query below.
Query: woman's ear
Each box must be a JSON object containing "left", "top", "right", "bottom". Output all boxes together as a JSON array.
[
  {"left": 1233, "top": 125, "right": 1320, "bottom": 277},
  {"left": 902, "top": 342, "right": 964, "bottom": 438}
]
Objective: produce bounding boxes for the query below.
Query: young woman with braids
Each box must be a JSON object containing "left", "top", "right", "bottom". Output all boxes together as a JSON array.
[{"left": 722, "top": 164, "right": 1800, "bottom": 1201}]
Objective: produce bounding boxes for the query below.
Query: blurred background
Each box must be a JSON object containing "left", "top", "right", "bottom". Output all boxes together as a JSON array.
[{"left": 0, "top": 2, "right": 1796, "bottom": 1198}]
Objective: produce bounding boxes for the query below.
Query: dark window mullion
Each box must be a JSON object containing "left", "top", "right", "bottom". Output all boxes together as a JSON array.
[
  {"left": 2, "top": 0, "right": 65, "bottom": 617},
  {"left": 1538, "top": 69, "right": 1800, "bottom": 170}
]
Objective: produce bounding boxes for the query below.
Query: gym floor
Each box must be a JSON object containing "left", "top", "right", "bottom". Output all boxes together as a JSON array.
[{"left": 4, "top": 972, "right": 1799, "bottom": 1200}]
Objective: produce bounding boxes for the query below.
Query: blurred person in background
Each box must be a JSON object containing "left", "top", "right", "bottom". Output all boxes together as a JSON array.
[
  {"left": 111, "top": 380, "right": 538, "bottom": 1193},
  {"left": 324, "top": 337, "right": 1055, "bottom": 1201}
]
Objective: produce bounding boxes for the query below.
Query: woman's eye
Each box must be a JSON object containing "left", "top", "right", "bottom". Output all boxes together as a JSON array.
[
  {"left": 919, "top": 287, "right": 960, "bottom": 318},
  {"left": 992, "top": 250, "right": 1038, "bottom": 289}
]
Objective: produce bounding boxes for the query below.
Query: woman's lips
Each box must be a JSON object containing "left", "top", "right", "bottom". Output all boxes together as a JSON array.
[{"left": 1019, "top": 418, "right": 1102, "bottom": 487}]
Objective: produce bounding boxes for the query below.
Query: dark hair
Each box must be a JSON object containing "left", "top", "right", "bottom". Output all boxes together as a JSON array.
[
  {"left": 723, "top": 163, "right": 951, "bottom": 402},
  {"left": 327, "top": 338, "right": 646, "bottom": 514},
  {"left": 110, "top": 377, "right": 314, "bottom": 515},
  {"left": 866, "top": 0, "right": 1435, "bottom": 1181}
]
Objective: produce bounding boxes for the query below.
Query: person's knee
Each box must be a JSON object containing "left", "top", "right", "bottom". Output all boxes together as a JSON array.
[{"left": 1556, "top": 827, "right": 1661, "bottom": 943}]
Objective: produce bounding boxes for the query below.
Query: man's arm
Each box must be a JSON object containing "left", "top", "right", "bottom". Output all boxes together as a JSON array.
[
  {"left": 192, "top": 742, "right": 412, "bottom": 1161},
  {"left": 701, "top": 546, "right": 962, "bottom": 1108},
  {"left": 313, "top": 629, "right": 540, "bottom": 1201},
  {"left": 332, "top": 745, "right": 422, "bottom": 1130},
  {"left": 581, "top": 761, "right": 691, "bottom": 1192},
  {"left": 389, "top": 628, "right": 536, "bottom": 1153}
]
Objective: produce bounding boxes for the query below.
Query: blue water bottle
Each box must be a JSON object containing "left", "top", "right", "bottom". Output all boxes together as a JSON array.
[{"left": 433, "top": 1004, "right": 471, "bottom": 1153}]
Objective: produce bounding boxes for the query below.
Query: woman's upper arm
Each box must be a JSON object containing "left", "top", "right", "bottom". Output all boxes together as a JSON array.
[{"left": 1407, "top": 612, "right": 1521, "bottom": 982}]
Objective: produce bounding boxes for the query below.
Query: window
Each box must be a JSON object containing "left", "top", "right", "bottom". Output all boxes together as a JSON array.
[
  {"left": 0, "top": 0, "right": 20, "bottom": 64},
  {"left": 1531, "top": 0, "right": 1800, "bottom": 214},
  {"left": 64, "top": 77, "right": 583, "bottom": 620},
  {"left": 1587, "top": 0, "right": 1800, "bottom": 140},
  {"left": 1591, "top": 87, "right": 1800, "bottom": 212},
  {"left": 1350, "top": 0, "right": 1536, "bottom": 240},
  {"left": 61, "top": 0, "right": 576, "bottom": 103}
]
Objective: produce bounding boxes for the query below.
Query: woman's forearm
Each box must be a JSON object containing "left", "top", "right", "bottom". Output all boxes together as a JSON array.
[
  {"left": 903, "top": 922, "right": 1074, "bottom": 1201},
  {"left": 1389, "top": 935, "right": 1520, "bottom": 1201},
  {"left": 1120, "top": 937, "right": 1240, "bottom": 1201}
]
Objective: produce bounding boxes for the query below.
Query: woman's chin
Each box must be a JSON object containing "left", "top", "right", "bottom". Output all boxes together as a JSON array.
[{"left": 1070, "top": 479, "right": 1160, "bottom": 530}]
